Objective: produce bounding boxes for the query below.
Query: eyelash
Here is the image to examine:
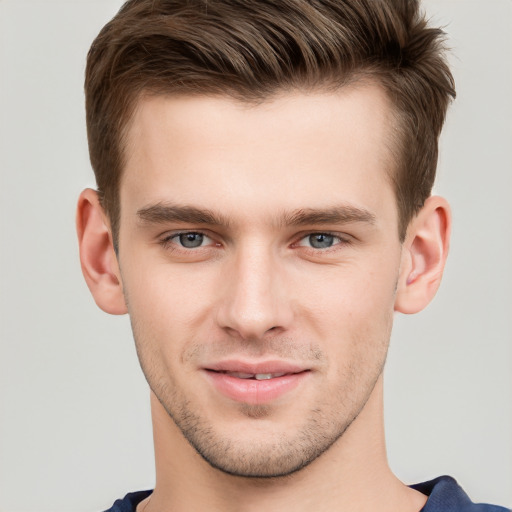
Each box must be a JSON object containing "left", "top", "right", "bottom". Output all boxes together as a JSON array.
[
  {"left": 158, "top": 231, "right": 352, "bottom": 253},
  {"left": 294, "top": 232, "right": 352, "bottom": 251},
  {"left": 159, "top": 231, "right": 215, "bottom": 251}
]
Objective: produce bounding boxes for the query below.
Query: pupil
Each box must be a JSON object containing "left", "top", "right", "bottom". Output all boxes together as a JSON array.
[
  {"left": 180, "top": 233, "right": 203, "bottom": 248},
  {"left": 310, "top": 234, "right": 334, "bottom": 249}
]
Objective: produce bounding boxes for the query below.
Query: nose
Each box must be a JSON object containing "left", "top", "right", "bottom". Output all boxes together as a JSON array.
[{"left": 216, "top": 244, "right": 294, "bottom": 341}]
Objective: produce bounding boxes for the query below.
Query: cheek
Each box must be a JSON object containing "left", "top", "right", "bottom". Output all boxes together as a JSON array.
[
  {"left": 298, "top": 260, "right": 397, "bottom": 361},
  {"left": 300, "top": 260, "right": 398, "bottom": 321},
  {"left": 122, "top": 260, "right": 217, "bottom": 343},
  {"left": 124, "top": 270, "right": 205, "bottom": 390}
]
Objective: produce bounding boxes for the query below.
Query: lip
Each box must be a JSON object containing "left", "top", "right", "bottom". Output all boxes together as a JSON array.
[
  {"left": 203, "top": 360, "right": 310, "bottom": 405},
  {"left": 206, "top": 360, "right": 307, "bottom": 375}
]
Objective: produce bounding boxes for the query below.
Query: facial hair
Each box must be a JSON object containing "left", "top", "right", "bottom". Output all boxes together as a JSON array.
[{"left": 131, "top": 326, "right": 389, "bottom": 478}]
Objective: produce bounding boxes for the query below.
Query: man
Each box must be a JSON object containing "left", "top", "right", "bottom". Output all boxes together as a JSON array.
[{"left": 76, "top": 1, "right": 509, "bottom": 511}]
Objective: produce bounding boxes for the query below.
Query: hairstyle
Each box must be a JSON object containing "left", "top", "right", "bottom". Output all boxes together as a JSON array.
[{"left": 85, "top": 0, "right": 455, "bottom": 246}]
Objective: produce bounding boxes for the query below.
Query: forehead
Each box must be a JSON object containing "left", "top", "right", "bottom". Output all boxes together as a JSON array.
[{"left": 121, "top": 85, "right": 398, "bottom": 226}]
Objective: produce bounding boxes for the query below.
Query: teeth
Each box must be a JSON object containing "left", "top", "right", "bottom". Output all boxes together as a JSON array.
[
  {"left": 255, "top": 373, "right": 273, "bottom": 380},
  {"left": 224, "top": 371, "right": 287, "bottom": 380},
  {"left": 255, "top": 373, "right": 286, "bottom": 380}
]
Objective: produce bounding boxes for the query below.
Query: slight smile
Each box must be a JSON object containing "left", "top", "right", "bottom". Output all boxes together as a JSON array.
[{"left": 203, "top": 361, "right": 311, "bottom": 405}]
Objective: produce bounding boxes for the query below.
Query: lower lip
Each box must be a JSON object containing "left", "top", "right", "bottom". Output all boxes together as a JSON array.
[{"left": 204, "top": 370, "right": 309, "bottom": 404}]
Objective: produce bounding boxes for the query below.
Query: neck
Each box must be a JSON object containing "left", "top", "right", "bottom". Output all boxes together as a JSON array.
[{"left": 144, "top": 377, "right": 426, "bottom": 512}]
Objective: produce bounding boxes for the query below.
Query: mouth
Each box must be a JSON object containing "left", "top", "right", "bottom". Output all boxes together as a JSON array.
[
  {"left": 203, "top": 362, "right": 311, "bottom": 404},
  {"left": 212, "top": 370, "right": 294, "bottom": 380}
]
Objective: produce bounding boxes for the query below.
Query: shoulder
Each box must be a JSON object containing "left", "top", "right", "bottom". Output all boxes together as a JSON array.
[
  {"left": 102, "top": 490, "right": 153, "bottom": 512},
  {"left": 412, "top": 476, "right": 510, "bottom": 512}
]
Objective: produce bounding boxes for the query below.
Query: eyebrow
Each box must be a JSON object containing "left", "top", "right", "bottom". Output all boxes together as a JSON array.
[
  {"left": 282, "top": 206, "right": 376, "bottom": 227},
  {"left": 136, "top": 203, "right": 376, "bottom": 228},
  {"left": 137, "top": 203, "right": 231, "bottom": 227}
]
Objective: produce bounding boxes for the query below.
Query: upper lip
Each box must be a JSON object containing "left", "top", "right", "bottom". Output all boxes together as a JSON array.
[{"left": 204, "top": 360, "right": 308, "bottom": 375}]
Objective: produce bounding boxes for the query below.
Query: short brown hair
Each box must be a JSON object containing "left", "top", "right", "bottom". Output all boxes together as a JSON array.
[{"left": 85, "top": 0, "right": 455, "bottom": 246}]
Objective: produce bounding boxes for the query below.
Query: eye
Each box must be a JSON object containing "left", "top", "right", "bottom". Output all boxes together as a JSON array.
[
  {"left": 297, "top": 233, "right": 346, "bottom": 249},
  {"left": 165, "top": 232, "right": 213, "bottom": 249}
]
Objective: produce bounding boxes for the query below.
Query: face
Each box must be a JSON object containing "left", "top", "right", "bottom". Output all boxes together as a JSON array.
[{"left": 117, "top": 86, "right": 403, "bottom": 477}]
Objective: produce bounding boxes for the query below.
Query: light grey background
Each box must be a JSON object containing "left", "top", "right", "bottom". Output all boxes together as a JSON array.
[{"left": 0, "top": 1, "right": 510, "bottom": 511}]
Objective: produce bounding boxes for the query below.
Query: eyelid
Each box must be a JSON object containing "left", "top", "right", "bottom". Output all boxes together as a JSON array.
[
  {"left": 293, "top": 231, "right": 352, "bottom": 247},
  {"left": 159, "top": 229, "right": 218, "bottom": 249}
]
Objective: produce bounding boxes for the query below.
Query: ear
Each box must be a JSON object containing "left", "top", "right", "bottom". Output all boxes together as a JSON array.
[
  {"left": 394, "top": 196, "right": 451, "bottom": 314},
  {"left": 76, "top": 188, "right": 127, "bottom": 315}
]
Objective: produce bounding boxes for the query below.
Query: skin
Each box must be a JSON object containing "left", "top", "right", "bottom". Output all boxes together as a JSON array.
[{"left": 77, "top": 84, "right": 450, "bottom": 512}]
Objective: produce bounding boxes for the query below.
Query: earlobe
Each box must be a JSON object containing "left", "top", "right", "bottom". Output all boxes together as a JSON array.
[
  {"left": 76, "top": 188, "right": 128, "bottom": 315},
  {"left": 394, "top": 196, "right": 451, "bottom": 315}
]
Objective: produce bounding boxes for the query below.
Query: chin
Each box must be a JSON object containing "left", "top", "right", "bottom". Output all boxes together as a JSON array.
[{"left": 158, "top": 389, "right": 357, "bottom": 479}]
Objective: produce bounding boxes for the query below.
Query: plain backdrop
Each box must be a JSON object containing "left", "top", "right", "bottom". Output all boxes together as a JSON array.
[{"left": 0, "top": 1, "right": 510, "bottom": 511}]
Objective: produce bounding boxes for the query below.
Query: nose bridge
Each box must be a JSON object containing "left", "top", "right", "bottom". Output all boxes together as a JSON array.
[{"left": 217, "top": 240, "right": 291, "bottom": 340}]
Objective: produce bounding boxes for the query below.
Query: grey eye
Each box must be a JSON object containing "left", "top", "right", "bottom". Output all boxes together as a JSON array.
[
  {"left": 178, "top": 232, "right": 204, "bottom": 248},
  {"left": 308, "top": 234, "right": 335, "bottom": 249}
]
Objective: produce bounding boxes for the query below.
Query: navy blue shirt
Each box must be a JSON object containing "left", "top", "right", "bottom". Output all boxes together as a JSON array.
[{"left": 103, "top": 476, "right": 510, "bottom": 511}]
